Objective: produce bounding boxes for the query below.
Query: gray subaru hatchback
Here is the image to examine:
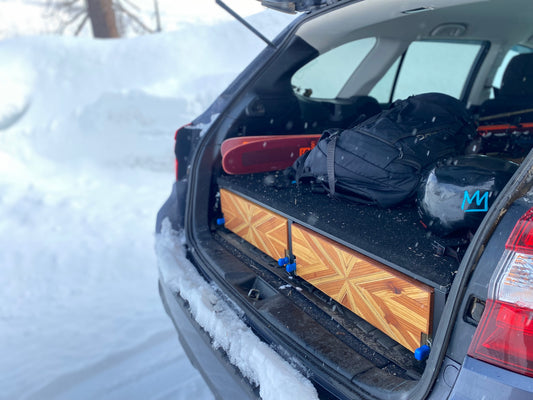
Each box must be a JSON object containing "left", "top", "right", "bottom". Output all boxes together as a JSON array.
[{"left": 156, "top": 0, "right": 533, "bottom": 398}]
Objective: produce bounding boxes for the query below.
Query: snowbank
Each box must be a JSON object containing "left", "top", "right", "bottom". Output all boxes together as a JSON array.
[{"left": 0, "top": 8, "right": 297, "bottom": 400}]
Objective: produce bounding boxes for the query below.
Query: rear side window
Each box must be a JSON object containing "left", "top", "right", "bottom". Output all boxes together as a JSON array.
[
  {"left": 370, "top": 41, "right": 483, "bottom": 103},
  {"left": 291, "top": 38, "right": 376, "bottom": 99}
]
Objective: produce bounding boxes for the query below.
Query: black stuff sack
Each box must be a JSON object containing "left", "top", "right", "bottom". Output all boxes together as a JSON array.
[{"left": 292, "top": 93, "right": 476, "bottom": 208}]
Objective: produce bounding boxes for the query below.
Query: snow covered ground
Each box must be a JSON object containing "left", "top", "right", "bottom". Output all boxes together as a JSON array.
[{"left": 0, "top": 2, "right": 298, "bottom": 399}]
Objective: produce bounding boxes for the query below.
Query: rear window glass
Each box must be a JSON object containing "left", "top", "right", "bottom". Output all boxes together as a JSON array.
[
  {"left": 371, "top": 41, "right": 483, "bottom": 102},
  {"left": 291, "top": 38, "right": 376, "bottom": 99}
]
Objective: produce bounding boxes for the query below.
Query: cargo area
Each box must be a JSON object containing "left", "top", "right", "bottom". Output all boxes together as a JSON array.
[
  {"left": 197, "top": 162, "right": 468, "bottom": 389},
  {"left": 203, "top": 103, "right": 527, "bottom": 390},
  {"left": 201, "top": 85, "right": 529, "bottom": 392},
  {"left": 199, "top": 91, "right": 530, "bottom": 393},
  {"left": 201, "top": 111, "right": 530, "bottom": 394}
]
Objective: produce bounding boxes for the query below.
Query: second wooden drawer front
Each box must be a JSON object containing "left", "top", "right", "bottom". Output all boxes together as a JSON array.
[{"left": 291, "top": 223, "right": 433, "bottom": 352}]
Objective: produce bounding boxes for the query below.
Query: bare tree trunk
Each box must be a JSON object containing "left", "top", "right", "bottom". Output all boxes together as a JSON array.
[{"left": 86, "top": 0, "right": 119, "bottom": 38}]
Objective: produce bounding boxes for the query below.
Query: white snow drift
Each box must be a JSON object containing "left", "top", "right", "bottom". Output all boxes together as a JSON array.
[{"left": 0, "top": 6, "right": 298, "bottom": 400}]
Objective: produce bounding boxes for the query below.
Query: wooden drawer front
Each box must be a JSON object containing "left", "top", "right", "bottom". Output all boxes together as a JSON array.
[
  {"left": 220, "top": 189, "right": 288, "bottom": 260},
  {"left": 292, "top": 224, "right": 433, "bottom": 352}
]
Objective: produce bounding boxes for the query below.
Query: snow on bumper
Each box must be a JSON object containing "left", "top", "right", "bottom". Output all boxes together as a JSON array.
[{"left": 155, "top": 220, "right": 319, "bottom": 400}]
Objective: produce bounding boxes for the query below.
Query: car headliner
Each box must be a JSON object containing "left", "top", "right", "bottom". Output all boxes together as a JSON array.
[{"left": 296, "top": 0, "right": 533, "bottom": 52}]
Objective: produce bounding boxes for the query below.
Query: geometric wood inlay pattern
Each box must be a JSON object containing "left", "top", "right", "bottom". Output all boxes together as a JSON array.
[
  {"left": 220, "top": 189, "right": 288, "bottom": 261},
  {"left": 292, "top": 223, "right": 433, "bottom": 352}
]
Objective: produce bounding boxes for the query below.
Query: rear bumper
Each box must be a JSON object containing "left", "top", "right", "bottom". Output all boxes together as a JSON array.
[
  {"left": 158, "top": 279, "right": 258, "bottom": 400},
  {"left": 449, "top": 356, "right": 533, "bottom": 400}
]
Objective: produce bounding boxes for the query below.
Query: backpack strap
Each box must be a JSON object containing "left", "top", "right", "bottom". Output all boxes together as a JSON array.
[
  {"left": 326, "top": 132, "right": 339, "bottom": 196},
  {"left": 294, "top": 129, "right": 338, "bottom": 184},
  {"left": 293, "top": 149, "right": 312, "bottom": 182}
]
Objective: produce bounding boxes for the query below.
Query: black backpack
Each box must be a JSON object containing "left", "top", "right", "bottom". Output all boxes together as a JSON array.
[{"left": 293, "top": 93, "right": 476, "bottom": 208}]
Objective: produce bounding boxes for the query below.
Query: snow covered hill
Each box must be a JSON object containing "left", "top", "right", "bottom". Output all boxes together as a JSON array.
[{"left": 0, "top": 5, "right": 294, "bottom": 399}]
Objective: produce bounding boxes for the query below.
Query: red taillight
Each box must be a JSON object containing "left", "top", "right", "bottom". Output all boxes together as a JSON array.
[
  {"left": 469, "top": 299, "right": 533, "bottom": 377},
  {"left": 468, "top": 208, "right": 533, "bottom": 377},
  {"left": 506, "top": 208, "right": 533, "bottom": 255}
]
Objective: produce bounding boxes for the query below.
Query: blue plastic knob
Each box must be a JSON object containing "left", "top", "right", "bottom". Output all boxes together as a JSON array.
[
  {"left": 414, "top": 345, "right": 431, "bottom": 361},
  {"left": 278, "top": 257, "right": 289, "bottom": 267},
  {"left": 286, "top": 263, "right": 296, "bottom": 273},
  {"left": 216, "top": 218, "right": 225, "bottom": 226}
]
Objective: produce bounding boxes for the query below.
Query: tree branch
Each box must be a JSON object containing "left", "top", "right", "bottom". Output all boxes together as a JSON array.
[
  {"left": 114, "top": 2, "right": 154, "bottom": 33},
  {"left": 121, "top": 0, "right": 141, "bottom": 12},
  {"left": 74, "top": 14, "right": 89, "bottom": 35},
  {"left": 63, "top": 8, "right": 86, "bottom": 26},
  {"left": 51, "top": 0, "right": 83, "bottom": 9}
]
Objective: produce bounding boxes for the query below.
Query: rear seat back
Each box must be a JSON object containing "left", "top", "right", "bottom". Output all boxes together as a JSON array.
[
  {"left": 298, "top": 95, "right": 381, "bottom": 130},
  {"left": 479, "top": 53, "right": 533, "bottom": 123}
]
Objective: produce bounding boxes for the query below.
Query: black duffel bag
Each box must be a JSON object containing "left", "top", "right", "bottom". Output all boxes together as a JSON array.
[{"left": 293, "top": 93, "right": 476, "bottom": 208}]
